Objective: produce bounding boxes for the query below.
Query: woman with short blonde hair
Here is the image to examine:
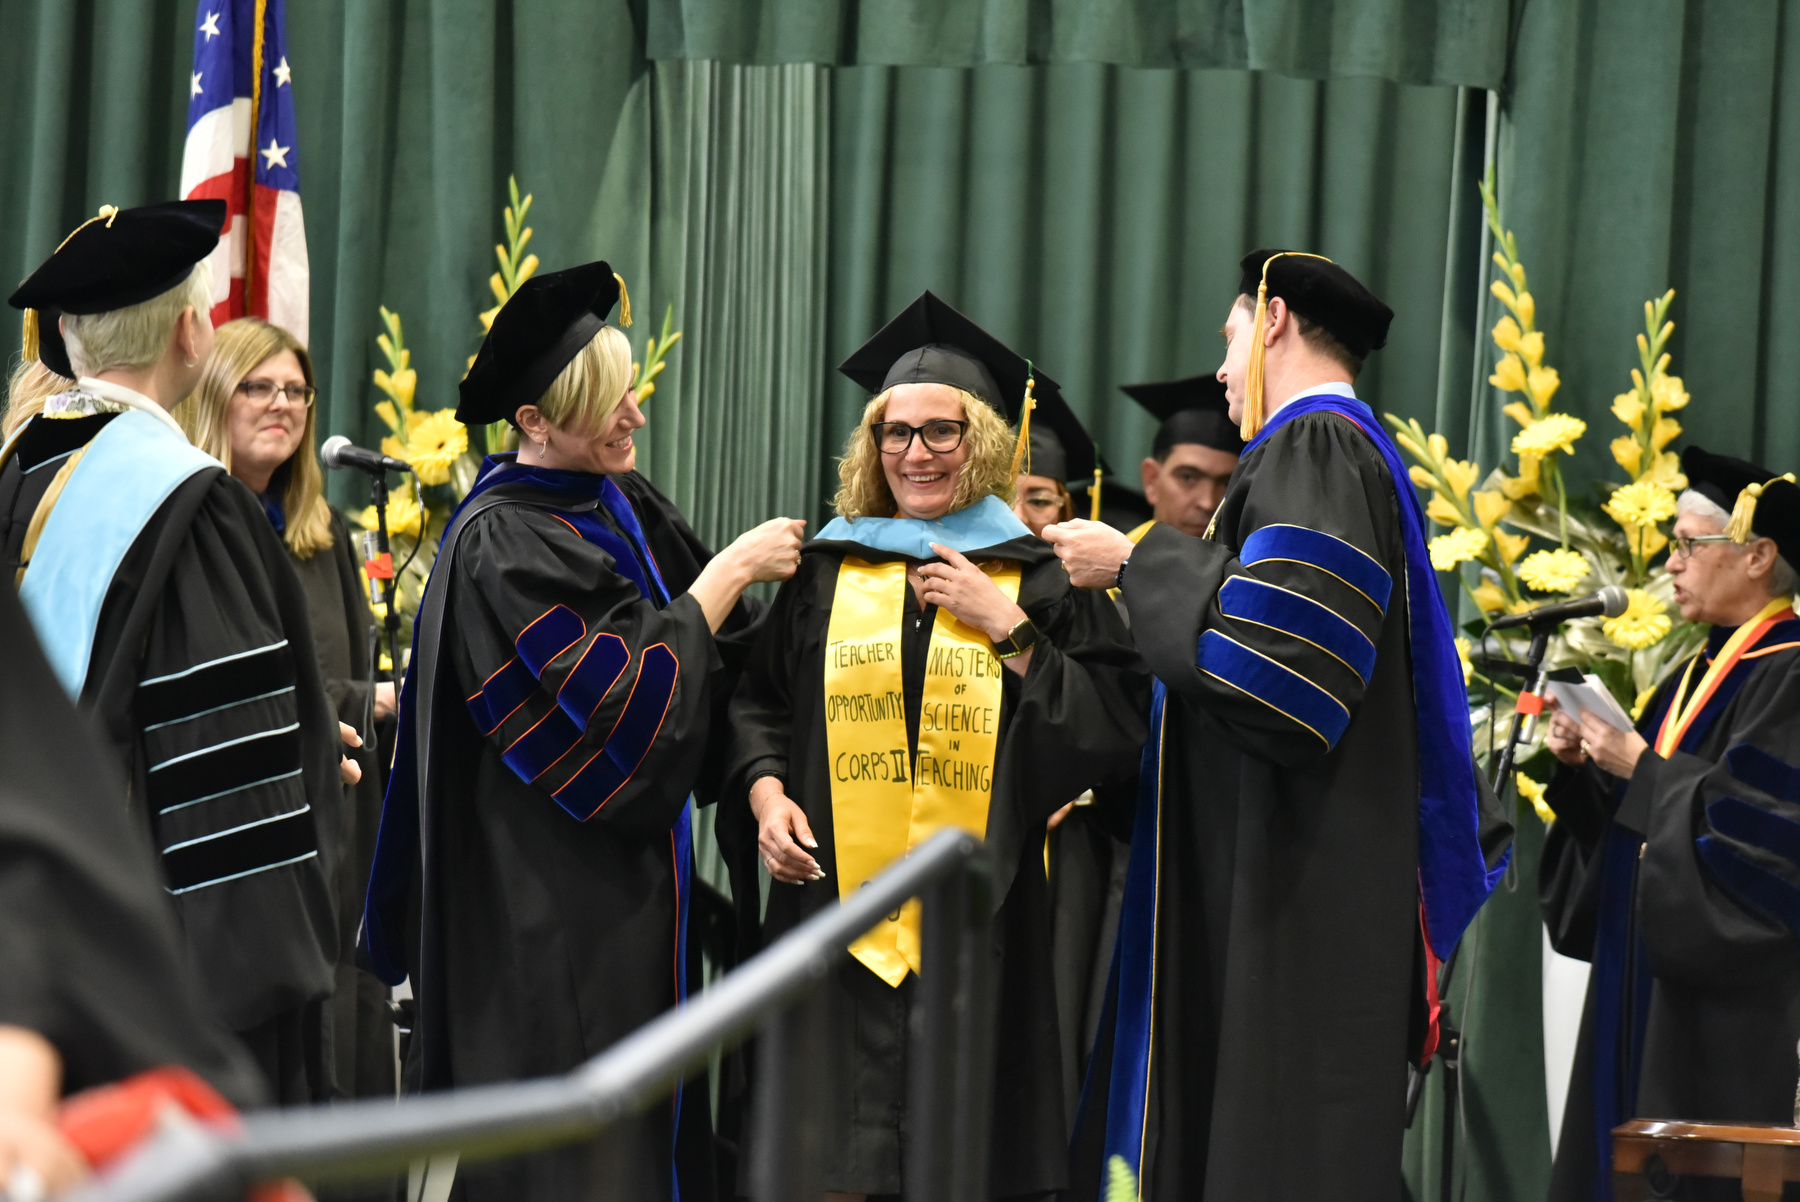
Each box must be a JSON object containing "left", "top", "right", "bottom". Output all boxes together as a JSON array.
[
  {"left": 363, "top": 261, "right": 804, "bottom": 1201},
  {"left": 728, "top": 292, "right": 1148, "bottom": 1199}
]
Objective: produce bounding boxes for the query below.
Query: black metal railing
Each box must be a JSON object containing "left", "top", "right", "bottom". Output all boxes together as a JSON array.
[{"left": 70, "top": 829, "right": 995, "bottom": 1202}]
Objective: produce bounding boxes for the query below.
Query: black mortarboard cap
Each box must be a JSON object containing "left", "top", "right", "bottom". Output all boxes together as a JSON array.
[
  {"left": 1682, "top": 445, "right": 1800, "bottom": 568},
  {"left": 1121, "top": 374, "right": 1243, "bottom": 456},
  {"left": 457, "top": 261, "right": 625, "bottom": 427},
  {"left": 10, "top": 201, "right": 225, "bottom": 316},
  {"left": 1238, "top": 249, "right": 1393, "bottom": 361},
  {"left": 32, "top": 307, "right": 74, "bottom": 380},
  {"left": 840, "top": 290, "right": 1096, "bottom": 482}
]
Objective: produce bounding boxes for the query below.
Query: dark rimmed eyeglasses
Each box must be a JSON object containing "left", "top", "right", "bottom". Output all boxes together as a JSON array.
[
  {"left": 872, "top": 419, "right": 967, "bottom": 455},
  {"left": 238, "top": 379, "right": 317, "bottom": 408},
  {"left": 1669, "top": 533, "right": 1737, "bottom": 560}
]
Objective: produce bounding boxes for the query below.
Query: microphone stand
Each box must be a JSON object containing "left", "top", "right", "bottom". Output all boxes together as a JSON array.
[
  {"left": 1491, "top": 625, "right": 1552, "bottom": 791},
  {"left": 364, "top": 472, "right": 405, "bottom": 697}
]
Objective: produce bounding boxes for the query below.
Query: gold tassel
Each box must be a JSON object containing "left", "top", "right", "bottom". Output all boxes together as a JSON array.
[
  {"left": 1238, "top": 250, "right": 1337, "bottom": 442},
  {"left": 21, "top": 308, "right": 38, "bottom": 362},
  {"left": 1008, "top": 368, "right": 1037, "bottom": 484},
  {"left": 1727, "top": 473, "right": 1798, "bottom": 543},
  {"left": 613, "top": 273, "right": 632, "bottom": 327},
  {"left": 1091, "top": 464, "right": 1103, "bottom": 521}
]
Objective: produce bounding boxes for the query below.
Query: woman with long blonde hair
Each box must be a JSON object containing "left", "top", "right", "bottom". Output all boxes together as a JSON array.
[
  {"left": 178, "top": 316, "right": 396, "bottom": 1101},
  {"left": 727, "top": 292, "right": 1148, "bottom": 1200}
]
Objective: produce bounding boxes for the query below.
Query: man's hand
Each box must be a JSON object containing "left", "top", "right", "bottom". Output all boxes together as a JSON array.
[
  {"left": 1545, "top": 701, "right": 1586, "bottom": 767},
  {"left": 373, "top": 681, "right": 397, "bottom": 721},
  {"left": 1579, "top": 710, "right": 1649, "bottom": 779},
  {"left": 1041, "top": 519, "right": 1136, "bottom": 589},
  {"left": 749, "top": 776, "right": 824, "bottom": 884},
  {"left": 339, "top": 722, "right": 363, "bottom": 786},
  {"left": 0, "top": 1027, "right": 86, "bottom": 1200}
]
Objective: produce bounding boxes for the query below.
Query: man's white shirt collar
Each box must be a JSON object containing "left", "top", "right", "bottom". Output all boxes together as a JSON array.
[
  {"left": 1268, "top": 380, "right": 1358, "bottom": 417},
  {"left": 77, "top": 377, "right": 191, "bottom": 440}
]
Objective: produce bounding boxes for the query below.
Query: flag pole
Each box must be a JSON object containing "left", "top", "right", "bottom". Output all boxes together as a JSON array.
[{"left": 244, "top": 0, "right": 268, "bottom": 315}]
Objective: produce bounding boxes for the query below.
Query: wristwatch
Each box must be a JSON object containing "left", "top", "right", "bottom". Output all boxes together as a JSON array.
[{"left": 992, "top": 616, "right": 1040, "bottom": 660}]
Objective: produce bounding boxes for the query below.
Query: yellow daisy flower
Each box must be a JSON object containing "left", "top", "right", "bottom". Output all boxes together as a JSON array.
[
  {"left": 1602, "top": 588, "right": 1672, "bottom": 650},
  {"left": 1518, "top": 548, "right": 1591, "bottom": 594},
  {"left": 398, "top": 409, "right": 470, "bottom": 487},
  {"left": 1604, "top": 480, "right": 1678, "bottom": 529},
  {"left": 1429, "top": 526, "right": 1489, "bottom": 572},
  {"left": 1511, "top": 413, "right": 1586, "bottom": 458}
]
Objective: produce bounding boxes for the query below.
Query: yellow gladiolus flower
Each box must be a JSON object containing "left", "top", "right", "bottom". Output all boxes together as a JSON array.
[
  {"left": 1630, "top": 686, "right": 1659, "bottom": 722},
  {"left": 1429, "top": 526, "right": 1489, "bottom": 571},
  {"left": 1471, "top": 578, "right": 1510, "bottom": 615},
  {"left": 1650, "top": 416, "right": 1682, "bottom": 452},
  {"left": 1427, "top": 493, "right": 1464, "bottom": 527},
  {"left": 1518, "top": 330, "right": 1545, "bottom": 367},
  {"left": 1443, "top": 458, "right": 1480, "bottom": 500},
  {"left": 1498, "top": 453, "right": 1542, "bottom": 500},
  {"left": 1502, "top": 401, "right": 1535, "bottom": 429},
  {"left": 1516, "top": 292, "right": 1536, "bottom": 327},
  {"left": 1611, "top": 436, "right": 1643, "bottom": 477},
  {"left": 1638, "top": 526, "right": 1669, "bottom": 560},
  {"left": 1408, "top": 464, "right": 1436, "bottom": 490},
  {"left": 1527, "top": 365, "right": 1560, "bottom": 407},
  {"left": 375, "top": 400, "right": 401, "bottom": 435},
  {"left": 1493, "top": 529, "right": 1531, "bottom": 566},
  {"left": 374, "top": 366, "right": 417, "bottom": 411},
  {"left": 1639, "top": 452, "right": 1687, "bottom": 492},
  {"left": 357, "top": 489, "right": 423, "bottom": 540},
  {"left": 1611, "top": 391, "right": 1646, "bottom": 429},
  {"left": 1603, "top": 589, "right": 1672, "bottom": 650},
  {"left": 1489, "top": 353, "right": 1528, "bottom": 394},
  {"left": 1455, "top": 637, "right": 1475, "bottom": 687},
  {"left": 398, "top": 409, "right": 470, "bottom": 487},
  {"left": 1492, "top": 316, "right": 1523, "bottom": 353},
  {"left": 1511, "top": 413, "right": 1586, "bottom": 458},
  {"left": 1651, "top": 374, "right": 1690, "bottom": 412},
  {"left": 1491, "top": 280, "right": 1517, "bottom": 309},
  {"left": 1518, "top": 548, "right": 1590, "bottom": 593},
  {"left": 1472, "top": 489, "right": 1511, "bottom": 528},
  {"left": 1604, "top": 480, "right": 1678, "bottom": 530},
  {"left": 1516, "top": 774, "right": 1554, "bottom": 824}
]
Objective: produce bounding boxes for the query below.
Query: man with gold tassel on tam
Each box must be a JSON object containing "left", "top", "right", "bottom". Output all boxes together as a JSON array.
[
  {"left": 725, "top": 292, "right": 1149, "bottom": 1199},
  {"left": 1046, "top": 251, "right": 1512, "bottom": 1200},
  {"left": 1539, "top": 449, "right": 1800, "bottom": 1202}
]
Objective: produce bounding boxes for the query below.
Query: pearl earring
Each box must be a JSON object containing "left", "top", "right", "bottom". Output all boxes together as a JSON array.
[{"left": 538, "top": 440, "right": 547, "bottom": 459}]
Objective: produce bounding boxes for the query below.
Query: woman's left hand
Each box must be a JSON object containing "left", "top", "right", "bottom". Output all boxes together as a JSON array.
[
  {"left": 1578, "top": 711, "right": 1650, "bottom": 779},
  {"left": 919, "top": 544, "right": 1026, "bottom": 643}
]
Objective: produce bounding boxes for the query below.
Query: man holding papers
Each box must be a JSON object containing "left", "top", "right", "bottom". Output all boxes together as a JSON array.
[{"left": 1539, "top": 447, "right": 1800, "bottom": 1202}]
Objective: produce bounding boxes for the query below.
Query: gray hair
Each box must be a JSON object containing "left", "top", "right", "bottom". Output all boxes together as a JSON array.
[
  {"left": 1677, "top": 488, "right": 1796, "bottom": 598},
  {"left": 62, "top": 261, "right": 214, "bottom": 377}
]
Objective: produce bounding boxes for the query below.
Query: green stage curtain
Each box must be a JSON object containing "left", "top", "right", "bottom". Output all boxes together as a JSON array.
[
  {"left": 824, "top": 63, "right": 1472, "bottom": 511},
  {"left": 647, "top": 0, "right": 1513, "bottom": 89},
  {"left": 1479, "top": 0, "right": 1800, "bottom": 485}
]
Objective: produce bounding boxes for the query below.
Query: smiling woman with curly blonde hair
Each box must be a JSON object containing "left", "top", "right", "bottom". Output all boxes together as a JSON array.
[{"left": 727, "top": 292, "right": 1148, "bottom": 1200}]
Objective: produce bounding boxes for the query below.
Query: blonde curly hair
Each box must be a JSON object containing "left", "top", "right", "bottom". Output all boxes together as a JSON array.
[{"left": 832, "top": 385, "right": 1017, "bottom": 519}]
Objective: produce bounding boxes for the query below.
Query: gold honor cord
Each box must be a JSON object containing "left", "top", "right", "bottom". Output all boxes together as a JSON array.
[
  {"left": 823, "top": 555, "right": 1022, "bottom": 985},
  {"left": 1240, "top": 251, "right": 1335, "bottom": 442}
]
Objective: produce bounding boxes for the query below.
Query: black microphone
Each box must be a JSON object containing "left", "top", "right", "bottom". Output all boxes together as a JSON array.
[
  {"left": 1488, "top": 585, "right": 1629, "bottom": 631},
  {"left": 321, "top": 435, "right": 412, "bottom": 475}
]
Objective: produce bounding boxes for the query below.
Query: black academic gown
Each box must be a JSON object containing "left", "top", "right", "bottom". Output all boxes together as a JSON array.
[
  {"left": 286, "top": 505, "right": 397, "bottom": 1101},
  {"left": 724, "top": 534, "right": 1150, "bottom": 1199},
  {"left": 0, "top": 582, "right": 267, "bottom": 1107},
  {"left": 1072, "top": 412, "right": 1436, "bottom": 1201},
  {"left": 373, "top": 463, "right": 762, "bottom": 1202},
  {"left": 1542, "top": 615, "right": 1800, "bottom": 1202},
  {"left": 0, "top": 411, "right": 342, "bottom": 1104}
]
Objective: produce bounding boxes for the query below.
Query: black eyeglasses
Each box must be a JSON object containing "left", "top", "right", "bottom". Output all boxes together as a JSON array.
[
  {"left": 238, "top": 379, "right": 317, "bottom": 408},
  {"left": 872, "top": 419, "right": 967, "bottom": 455},
  {"left": 1669, "top": 534, "right": 1737, "bottom": 559}
]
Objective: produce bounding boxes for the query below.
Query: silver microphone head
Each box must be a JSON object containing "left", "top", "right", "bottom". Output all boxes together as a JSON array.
[
  {"left": 320, "top": 435, "right": 353, "bottom": 470},
  {"left": 1598, "top": 584, "right": 1629, "bottom": 619}
]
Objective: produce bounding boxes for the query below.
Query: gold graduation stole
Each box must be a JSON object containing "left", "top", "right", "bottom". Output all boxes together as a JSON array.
[
  {"left": 1654, "top": 596, "right": 1796, "bottom": 756},
  {"left": 824, "top": 555, "right": 1021, "bottom": 986}
]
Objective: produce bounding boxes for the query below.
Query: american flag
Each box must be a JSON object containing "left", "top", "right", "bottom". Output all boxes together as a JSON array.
[{"left": 180, "top": 0, "right": 309, "bottom": 345}]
